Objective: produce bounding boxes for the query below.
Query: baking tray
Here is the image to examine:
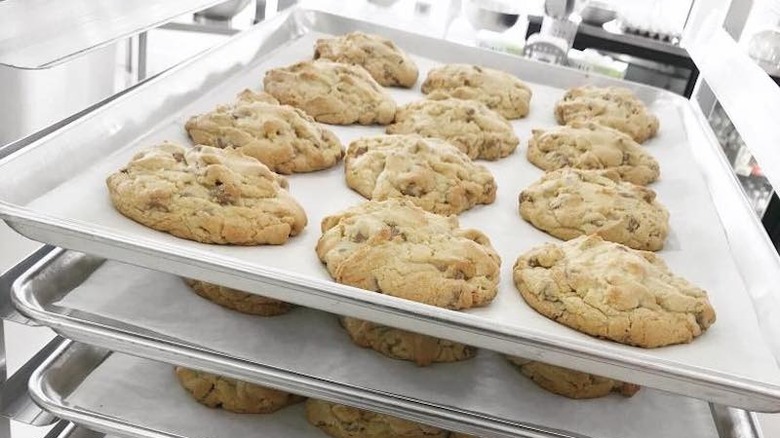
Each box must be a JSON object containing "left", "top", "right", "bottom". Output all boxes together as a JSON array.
[
  {"left": 28, "top": 341, "right": 326, "bottom": 438},
  {"left": 29, "top": 339, "right": 761, "bottom": 438},
  {"left": 1, "top": 7, "right": 779, "bottom": 411},
  {"left": 13, "top": 249, "right": 730, "bottom": 438}
]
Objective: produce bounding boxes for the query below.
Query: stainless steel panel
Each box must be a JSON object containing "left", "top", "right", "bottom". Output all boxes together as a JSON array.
[{"left": 1, "top": 8, "right": 779, "bottom": 412}]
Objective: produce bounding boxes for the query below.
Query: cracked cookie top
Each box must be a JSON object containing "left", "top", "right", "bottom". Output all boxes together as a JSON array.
[
  {"left": 314, "top": 31, "right": 419, "bottom": 88},
  {"left": 554, "top": 86, "right": 659, "bottom": 143},
  {"left": 526, "top": 121, "right": 660, "bottom": 185},
  {"left": 263, "top": 60, "right": 396, "bottom": 125},
  {"left": 519, "top": 168, "right": 669, "bottom": 251},
  {"left": 175, "top": 367, "right": 303, "bottom": 414},
  {"left": 386, "top": 97, "right": 519, "bottom": 160},
  {"left": 106, "top": 142, "right": 307, "bottom": 245},
  {"left": 513, "top": 235, "right": 716, "bottom": 348},
  {"left": 316, "top": 199, "right": 500, "bottom": 310},
  {"left": 185, "top": 90, "right": 344, "bottom": 174},
  {"left": 421, "top": 64, "right": 532, "bottom": 119},
  {"left": 345, "top": 135, "right": 496, "bottom": 215}
]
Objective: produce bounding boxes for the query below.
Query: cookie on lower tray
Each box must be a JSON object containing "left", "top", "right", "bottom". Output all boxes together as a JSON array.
[
  {"left": 175, "top": 367, "right": 304, "bottom": 414},
  {"left": 518, "top": 168, "right": 669, "bottom": 251},
  {"left": 340, "top": 317, "right": 476, "bottom": 366},
  {"left": 185, "top": 279, "right": 293, "bottom": 316},
  {"left": 185, "top": 90, "right": 344, "bottom": 174},
  {"left": 263, "top": 60, "right": 396, "bottom": 125},
  {"left": 306, "top": 399, "right": 470, "bottom": 438},
  {"left": 386, "top": 97, "right": 519, "bottom": 160},
  {"left": 314, "top": 32, "right": 419, "bottom": 88},
  {"left": 513, "top": 235, "right": 716, "bottom": 348},
  {"left": 554, "top": 86, "right": 659, "bottom": 143},
  {"left": 526, "top": 121, "right": 660, "bottom": 186},
  {"left": 421, "top": 64, "right": 532, "bottom": 119},
  {"left": 106, "top": 142, "right": 307, "bottom": 245},
  {"left": 505, "top": 356, "right": 640, "bottom": 399},
  {"left": 316, "top": 199, "right": 501, "bottom": 310},
  {"left": 345, "top": 135, "right": 496, "bottom": 215}
]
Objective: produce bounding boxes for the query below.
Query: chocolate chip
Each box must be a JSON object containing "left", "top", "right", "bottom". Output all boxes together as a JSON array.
[{"left": 627, "top": 217, "right": 640, "bottom": 232}]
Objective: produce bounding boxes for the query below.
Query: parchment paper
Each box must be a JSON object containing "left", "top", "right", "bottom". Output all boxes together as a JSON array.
[
  {"left": 57, "top": 261, "right": 718, "bottom": 438},
  {"left": 29, "top": 30, "right": 780, "bottom": 389},
  {"left": 65, "top": 352, "right": 322, "bottom": 438}
]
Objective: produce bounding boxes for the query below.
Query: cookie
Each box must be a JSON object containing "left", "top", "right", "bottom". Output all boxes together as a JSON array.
[
  {"left": 506, "top": 356, "right": 640, "bottom": 399},
  {"left": 314, "top": 32, "right": 418, "bottom": 88},
  {"left": 345, "top": 135, "right": 496, "bottom": 215},
  {"left": 306, "top": 399, "right": 450, "bottom": 438},
  {"left": 106, "top": 142, "right": 307, "bottom": 245},
  {"left": 341, "top": 317, "right": 476, "bottom": 366},
  {"left": 386, "top": 97, "right": 519, "bottom": 160},
  {"left": 513, "top": 235, "right": 716, "bottom": 348},
  {"left": 421, "top": 64, "right": 532, "bottom": 119},
  {"left": 234, "top": 88, "right": 280, "bottom": 105},
  {"left": 263, "top": 60, "right": 396, "bottom": 125},
  {"left": 185, "top": 92, "right": 344, "bottom": 174},
  {"left": 526, "top": 121, "right": 660, "bottom": 185},
  {"left": 316, "top": 199, "right": 501, "bottom": 310},
  {"left": 174, "top": 367, "right": 304, "bottom": 414},
  {"left": 519, "top": 168, "right": 669, "bottom": 250},
  {"left": 554, "top": 86, "right": 659, "bottom": 143},
  {"left": 185, "top": 279, "right": 292, "bottom": 316}
]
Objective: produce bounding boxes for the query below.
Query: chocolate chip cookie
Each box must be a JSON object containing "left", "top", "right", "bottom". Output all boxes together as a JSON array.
[
  {"left": 341, "top": 317, "right": 476, "bottom": 366},
  {"left": 316, "top": 199, "right": 501, "bottom": 310},
  {"left": 185, "top": 279, "right": 292, "bottom": 316},
  {"left": 345, "top": 135, "right": 496, "bottom": 215},
  {"left": 421, "top": 64, "right": 532, "bottom": 119},
  {"left": 386, "top": 97, "right": 519, "bottom": 160},
  {"left": 175, "top": 367, "right": 304, "bottom": 414},
  {"left": 554, "top": 86, "right": 659, "bottom": 143},
  {"left": 526, "top": 121, "right": 660, "bottom": 185},
  {"left": 314, "top": 32, "right": 418, "bottom": 88},
  {"left": 185, "top": 92, "right": 344, "bottom": 174},
  {"left": 513, "top": 235, "right": 716, "bottom": 348},
  {"left": 106, "top": 142, "right": 307, "bottom": 245},
  {"left": 263, "top": 60, "right": 396, "bottom": 125},
  {"left": 519, "top": 168, "right": 669, "bottom": 250},
  {"left": 506, "top": 356, "right": 640, "bottom": 399}
]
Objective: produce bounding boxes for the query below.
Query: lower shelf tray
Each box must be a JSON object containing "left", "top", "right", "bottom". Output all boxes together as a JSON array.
[
  {"left": 31, "top": 341, "right": 761, "bottom": 438},
  {"left": 17, "top": 250, "right": 762, "bottom": 438}
]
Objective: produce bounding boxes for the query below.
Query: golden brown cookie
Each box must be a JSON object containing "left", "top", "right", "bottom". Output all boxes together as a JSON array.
[
  {"left": 506, "top": 356, "right": 640, "bottom": 399},
  {"left": 314, "top": 32, "right": 418, "bottom": 88},
  {"left": 174, "top": 367, "right": 304, "bottom": 414},
  {"left": 513, "top": 235, "right": 716, "bottom": 348},
  {"left": 263, "top": 60, "right": 396, "bottom": 125},
  {"left": 306, "top": 399, "right": 450, "bottom": 438},
  {"left": 341, "top": 317, "right": 476, "bottom": 366},
  {"left": 185, "top": 279, "right": 292, "bottom": 316},
  {"left": 345, "top": 135, "right": 496, "bottom": 215},
  {"left": 554, "top": 86, "right": 659, "bottom": 143},
  {"left": 519, "top": 168, "right": 669, "bottom": 250},
  {"left": 421, "top": 64, "right": 532, "bottom": 119},
  {"left": 316, "top": 199, "right": 501, "bottom": 310},
  {"left": 386, "top": 97, "right": 519, "bottom": 160},
  {"left": 106, "top": 143, "right": 307, "bottom": 245},
  {"left": 185, "top": 91, "right": 344, "bottom": 174},
  {"left": 526, "top": 121, "right": 660, "bottom": 185}
]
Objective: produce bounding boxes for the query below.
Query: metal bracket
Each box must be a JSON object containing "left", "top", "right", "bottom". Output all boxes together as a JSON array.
[
  {"left": 0, "top": 336, "right": 64, "bottom": 426},
  {"left": 0, "top": 246, "right": 55, "bottom": 325}
]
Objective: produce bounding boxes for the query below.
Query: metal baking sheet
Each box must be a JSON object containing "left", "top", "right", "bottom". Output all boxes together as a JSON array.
[
  {"left": 28, "top": 341, "right": 325, "bottom": 438},
  {"left": 1, "top": 8, "right": 779, "bottom": 411},
  {"left": 20, "top": 258, "right": 725, "bottom": 438}
]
